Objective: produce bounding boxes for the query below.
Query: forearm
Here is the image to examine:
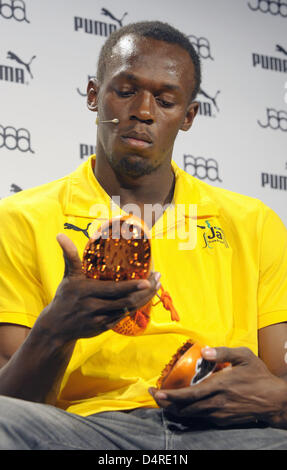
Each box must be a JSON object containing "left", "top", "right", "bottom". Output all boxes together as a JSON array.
[
  {"left": 0, "top": 251, "right": 158, "bottom": 406},
  {"left": 263, "top": 373, "right": 287, "bottom": 430},
  {"left": 0, "top": 324, "right": 76, "bottom": 406}
]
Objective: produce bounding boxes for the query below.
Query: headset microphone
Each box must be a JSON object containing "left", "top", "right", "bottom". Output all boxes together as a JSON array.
[{"left": 99, "top": 118, "right": 119, "bottom": 124}]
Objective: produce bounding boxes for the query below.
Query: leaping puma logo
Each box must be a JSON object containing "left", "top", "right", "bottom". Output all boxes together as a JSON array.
[
  {"left": 276, "top": 44, "right": 287, "bottom": 56},
  {"left": 199, "top": 88, "right": 220, "bottom": 112},
  {"left": 64, "top": 222, "right": 92, "bottom": 239},
  {"left": 10, "top": 184, "right": 22, "bottom": 193},
  {"left": 7, "top": 51, "right": 36, "bottom": 79},
  {"left": 101, "top": 8, "right": 128, "bottom": 27}
]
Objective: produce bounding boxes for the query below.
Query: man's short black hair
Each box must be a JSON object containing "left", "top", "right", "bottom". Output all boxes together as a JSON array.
[{"left": 97, "top": 20, "right": 201, "bottom": 102}]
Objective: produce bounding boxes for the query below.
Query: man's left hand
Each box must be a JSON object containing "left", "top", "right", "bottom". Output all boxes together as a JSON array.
[{"left": 149, "top": 346, "right": 287, "bottom": 428}]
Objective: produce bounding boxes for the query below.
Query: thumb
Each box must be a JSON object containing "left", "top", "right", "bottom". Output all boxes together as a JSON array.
[
  {"left": 56, "top": 233, "right": 83, "bottom": 278},
  {"left": 201, "top": 346, "right": 253, "bottom": 368}
]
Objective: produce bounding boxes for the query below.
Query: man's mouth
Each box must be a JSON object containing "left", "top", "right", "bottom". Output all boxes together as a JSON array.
[{"left": 121, "top": 131, "right": 153, "bottom": 149}]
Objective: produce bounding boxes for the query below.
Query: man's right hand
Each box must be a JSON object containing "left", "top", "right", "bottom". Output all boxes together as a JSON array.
[{"left": 35, "top": 233, "right": 160, "bottom": 344}]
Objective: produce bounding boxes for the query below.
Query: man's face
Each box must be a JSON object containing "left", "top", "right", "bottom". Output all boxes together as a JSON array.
[{"left": 92, "top": 35, "right": 198, "bottom": 179}]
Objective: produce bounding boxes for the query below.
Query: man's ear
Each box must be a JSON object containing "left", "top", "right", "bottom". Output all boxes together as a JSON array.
[
  {"left": 87, "top": 78, "right": 99, "bottom": 112},
  {"left": 180, "top": 101, "right": 199, "bottom": 131}
]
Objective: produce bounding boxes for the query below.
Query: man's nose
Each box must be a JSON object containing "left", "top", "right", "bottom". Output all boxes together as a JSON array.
[{"left": 129, "top": 91, "right": 155, "bottom": 124}]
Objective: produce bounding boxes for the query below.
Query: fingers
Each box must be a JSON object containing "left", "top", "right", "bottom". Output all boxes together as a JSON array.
[
  {"left": 149, "top": 347, "right": 256, "bottom": 409},
  {"left": 149, "top": 347, "right": 267, "bottom": 425},
  {"left": 149, "top": 379, "right": 215, "bottom": 408},
  {"left": 75, "top": 273, "right": 160, "bottom": 335},
  {"left": 56, "top": 233, "right": 83, "bottom": 278},
  {"left": 148, "top": 387, "right": 172, "bottom": 407},
  {"left": 81, "top": 273, "right": 158, "bottom": 312},
  {"left": 201, "top": 346, "right": 255, "bottom": 366}
]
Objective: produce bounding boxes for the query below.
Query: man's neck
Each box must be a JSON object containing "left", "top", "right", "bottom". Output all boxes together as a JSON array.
[{"left": 94, "top": 155, "right": 175, "bottom": 228}]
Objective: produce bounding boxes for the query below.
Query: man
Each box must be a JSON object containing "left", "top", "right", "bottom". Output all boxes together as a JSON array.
[{"left": 0, "top": 21, "right": 287, "bottom": 450}]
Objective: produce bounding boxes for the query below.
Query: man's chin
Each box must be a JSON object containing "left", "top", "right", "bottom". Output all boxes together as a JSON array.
[{"left": 111, "top": 155, "right": 157, "bottom": 179}]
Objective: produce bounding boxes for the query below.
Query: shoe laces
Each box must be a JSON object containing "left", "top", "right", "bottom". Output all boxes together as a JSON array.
[{"left": 153, "top": 285, "right": 180, "bottom": 322}]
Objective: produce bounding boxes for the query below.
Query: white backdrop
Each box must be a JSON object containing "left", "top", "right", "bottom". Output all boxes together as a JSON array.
[{"left": 1, "top": 0, "right": 287, "bottom": 224}]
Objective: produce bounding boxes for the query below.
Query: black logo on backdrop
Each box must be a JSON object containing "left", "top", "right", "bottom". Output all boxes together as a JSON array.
[
  {"left": 248, "top": 0, "right": 287, "bottom": 16},
  {"left": 101, "top": 8, "right": 128, "bottom": 27},
  {"left": 258, "top": 108, "right": 287, "bottom": 131},
  {"left": 197, "top": 88, "right": 220, "bottom": 117},
  {"left": 0, "top": 51, "right": 35, "bottom": 84},
  {"left": 184, "top": 155, "right": 222, "bottom": 182},
  {"left": 261, "top": 172, "right": 287, "bottom": 190},
  {"left": 188, "top": 35, "right": 214, "bottom": 60},
  {"left": 74, "top": 8, "right": 128, "bottom": 37},
  {"left": 0, "top": 0, "right": 30, "bottom": 22},
  {"left": 277, "top": 45, "right": 287, "bottom": 56},
  {"left": 252, "top": 44, "right": 287, "bottom": 73},
  {"left": 10, "top": 183, "right": 22, "bottom": 193},
  {"left": 7, "top": 51, "right": 35, "bottom": 78},
  {"left": 0, "top": 125, "right": 34, "bottom": 153},
  {"left": 80, "top": 143, "right": 96, "bottom": 159}
]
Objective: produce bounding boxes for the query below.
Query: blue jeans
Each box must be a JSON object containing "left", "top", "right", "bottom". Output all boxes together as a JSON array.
[{"left": 0, "top": 395, "right": 287, "bottom": 450}]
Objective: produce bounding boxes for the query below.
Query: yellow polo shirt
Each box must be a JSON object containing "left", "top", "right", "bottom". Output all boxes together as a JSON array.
[{"left": 0, "top": 155, "right": 287, "bottom": 417}]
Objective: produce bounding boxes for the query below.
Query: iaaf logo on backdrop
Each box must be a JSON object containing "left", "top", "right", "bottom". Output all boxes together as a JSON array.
[
  {"left": 258, "top": 108, "right": 287, "bottom": 131},
  {"left": 0, "top": 124, "right": 34, "bottom": 153},
  {"left": 248, "top": 0, "right": 287, "bottom": 17},
  {"left": 252, "top": 44, "right": 287, "bottom": 73},
  {"left": 183, "top": 155, "right": 222, "bottom": 183},
  {"left": 188, "top": 35, "right": 214, "bottom": 61},
  {"left": 0, "top": 0, "right": 30, "bottom": 23},
  {"left": 0, "top": 51, "right": 36, "bottom": 85},
  {"left": 74, "top": 7, "right": 128, "bottom": 37}
]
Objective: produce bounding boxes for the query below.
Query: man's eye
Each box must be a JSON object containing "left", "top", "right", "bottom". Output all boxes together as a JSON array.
[
  {"left": 115, "top": 89, "right": 134, "bottom": 97},
  {"left": 157, "top": 98, "right": 174, "bottom": 108}
]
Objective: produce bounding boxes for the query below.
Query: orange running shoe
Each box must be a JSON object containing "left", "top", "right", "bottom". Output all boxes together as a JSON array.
[
  {"left": 157, "top": 341, "right": 230, "bottom": 389},
  {"left": 82, "top": 214, "right": 179, "bottom": 336}
]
